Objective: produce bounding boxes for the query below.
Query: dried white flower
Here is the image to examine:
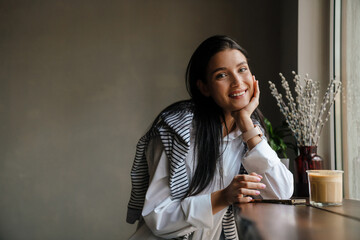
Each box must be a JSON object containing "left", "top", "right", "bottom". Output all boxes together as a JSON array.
[{"left": 269, "top": 72, "right": 342, "bottom": 146}]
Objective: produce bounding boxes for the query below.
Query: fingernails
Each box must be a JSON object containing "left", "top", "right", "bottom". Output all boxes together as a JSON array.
[
  {"left": 255, "top": 190, "right": 260, "bottom": 195},
  {"left": 260, "top": 184, "right": 266, "bottom": 189},
  {"left": 255, "top": 177, "right": 261, "bottom": 182}
]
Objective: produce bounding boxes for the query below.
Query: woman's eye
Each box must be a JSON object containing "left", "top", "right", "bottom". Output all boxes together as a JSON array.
[
  {"left": 215, "top": 73, "right": 227, "bottom": 79},
  {"left": 239, "top": 67, "right": 247, "bottom": 73}
]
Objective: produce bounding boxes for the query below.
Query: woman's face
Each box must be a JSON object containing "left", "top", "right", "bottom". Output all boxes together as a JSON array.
[{"left": 199, "top": 49, "right": 254, "bottom": 115}]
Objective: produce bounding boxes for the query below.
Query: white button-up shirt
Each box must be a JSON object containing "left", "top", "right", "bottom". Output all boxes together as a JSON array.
[{"left": 129, "top": 128, "right": 294, "bottom": 240}]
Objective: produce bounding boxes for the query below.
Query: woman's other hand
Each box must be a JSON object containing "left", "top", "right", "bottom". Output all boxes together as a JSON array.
[
  {"left": 211, "top": 172, "right": 266, "bottom": 214},
  {"left": 222, "top": 172, "right": 265, "bottom": 204}
]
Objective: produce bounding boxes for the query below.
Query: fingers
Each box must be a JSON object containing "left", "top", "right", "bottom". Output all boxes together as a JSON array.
[
  {"left": 240, "top": 181, "right": 266, "bottom": 190},
  {"left": 233, "top": 174, "right": 262, "bottom": 183},
  {"left": 249, "top": 77, "right": 260, "bottom": 106},
  {"left": 235, "top": 196, "right": 253, "bottom": 204},
  {"left": 225, "top": 173, "right": 266, "bottom": 204},
  {"left": 239, "top": 188, "right": 262, "bottom": 196},
  {"left": 253, "top": 75, "right": 260, "bottom": 98},
  {"left": 250, "top": 172, "right": 263, "bottom": 179},
  {"left": 233, "top": 173, "right": 266, "bottom": 194}
]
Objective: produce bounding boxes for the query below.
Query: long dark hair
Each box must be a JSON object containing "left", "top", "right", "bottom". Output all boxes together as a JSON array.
[{"left": 184, "top": 35, "right": 266, "bottom": 197}]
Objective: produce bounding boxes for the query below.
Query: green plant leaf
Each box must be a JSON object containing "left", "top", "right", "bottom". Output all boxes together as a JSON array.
[{"left": 264, "top": 117, "right": 290, "bottom": 158}]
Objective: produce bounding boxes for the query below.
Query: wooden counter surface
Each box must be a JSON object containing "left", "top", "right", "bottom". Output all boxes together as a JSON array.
[{"left": 233, "top": 199, "right": 360, "bottom": 240}]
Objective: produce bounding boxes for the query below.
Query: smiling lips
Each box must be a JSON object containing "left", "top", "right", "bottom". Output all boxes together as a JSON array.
[{"left": 229, "top": 90, "right": 246, "bottom": 98}]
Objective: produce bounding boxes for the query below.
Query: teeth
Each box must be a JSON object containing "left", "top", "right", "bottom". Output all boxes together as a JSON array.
[{"left": 230, "top": 91, "right": 245, "bottom": 97}]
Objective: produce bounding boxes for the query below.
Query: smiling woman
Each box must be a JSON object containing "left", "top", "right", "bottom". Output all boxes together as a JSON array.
[{"left": 127, "top": 35, "right": 293, "bottom": 240}]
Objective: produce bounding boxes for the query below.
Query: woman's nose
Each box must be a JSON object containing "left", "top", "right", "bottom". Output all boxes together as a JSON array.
[{"left": 230, "top": 73, "right": 242, "bottom": 87}]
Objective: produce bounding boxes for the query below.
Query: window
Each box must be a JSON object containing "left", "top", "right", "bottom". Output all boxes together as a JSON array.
[{"left": 333, "top": 0, "right": 360, "bottom": 200}]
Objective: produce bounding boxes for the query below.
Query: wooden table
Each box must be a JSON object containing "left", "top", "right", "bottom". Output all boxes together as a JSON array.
[{"left": 233, "top": 199, "right": 360, "bottom": 240}]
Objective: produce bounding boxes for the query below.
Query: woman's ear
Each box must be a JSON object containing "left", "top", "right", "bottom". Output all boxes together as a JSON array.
[{"left": 196, "top": 79, "right": 210, "bottom": 97}]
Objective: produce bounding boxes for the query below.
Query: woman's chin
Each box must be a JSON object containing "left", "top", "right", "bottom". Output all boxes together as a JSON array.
[
  {"left": 230, "top": 103, "right": 249, "bottom": 112},
  {"left": 225, "top": 107, "right": 244, "bottom": 115},
  {"left": 220, "top": 102, "right": 250, "bottom": 115}
]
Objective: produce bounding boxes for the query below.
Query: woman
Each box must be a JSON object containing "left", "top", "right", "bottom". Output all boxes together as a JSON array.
[{"left": 127, "top": 35, "right": 293, "bottom": 240}]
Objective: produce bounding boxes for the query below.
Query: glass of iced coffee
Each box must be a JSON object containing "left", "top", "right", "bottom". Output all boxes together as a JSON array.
[{"left": 306, "top": 170, "right": 344, "bottom": 207}]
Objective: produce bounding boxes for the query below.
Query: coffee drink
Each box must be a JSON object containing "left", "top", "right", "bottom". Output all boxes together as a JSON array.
[{"left": 307, "top": 170, "right": 344, "bottom": 206}]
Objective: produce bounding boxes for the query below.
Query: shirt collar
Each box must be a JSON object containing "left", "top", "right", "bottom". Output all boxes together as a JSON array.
[{"left": 223, "top": 128, "right": 243, "bottom": 142}]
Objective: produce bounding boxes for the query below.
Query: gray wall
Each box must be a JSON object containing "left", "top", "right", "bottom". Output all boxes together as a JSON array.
[{"left": 0, "top": 1, "right": 297, "bottom": 239}]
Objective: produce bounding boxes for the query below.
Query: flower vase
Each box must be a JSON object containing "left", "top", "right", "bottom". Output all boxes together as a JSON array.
[{"left": 294, "top": 146, "right": 323, "bottom": 197}]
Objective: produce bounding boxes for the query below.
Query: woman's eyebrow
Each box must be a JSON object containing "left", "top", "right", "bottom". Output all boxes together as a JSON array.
[
  {"left": 210, "top": 61, "right": 247, "bottom": 75},
  {"left": 210, "top": 67, "right": 226, "bottom": 75},
  {"left": 236, "top": 61, "right": 247, "bottom": 67}
]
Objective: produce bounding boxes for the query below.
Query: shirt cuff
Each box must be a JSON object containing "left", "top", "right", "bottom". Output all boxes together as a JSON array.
[
  {"left": 181, "top": 193, "right": 213, "bottom": 229},
  {"left": 242, "top": 139, "right": 281, "bottom": 173}
]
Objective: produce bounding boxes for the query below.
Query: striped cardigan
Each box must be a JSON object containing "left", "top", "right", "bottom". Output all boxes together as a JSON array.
[{"left": 127, "top": 105, "right": 251, "bottom": 240}]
